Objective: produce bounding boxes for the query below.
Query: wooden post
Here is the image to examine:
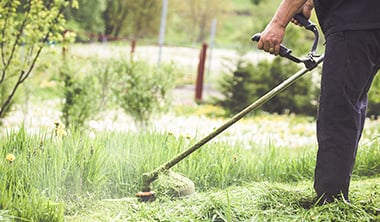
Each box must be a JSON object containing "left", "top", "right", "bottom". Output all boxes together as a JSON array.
[
  {"left": 195, "top": 43, "right": 208, "bottom": 102},
  {"left": 130, "top": 39, "right": 136, "bottom": 60}
]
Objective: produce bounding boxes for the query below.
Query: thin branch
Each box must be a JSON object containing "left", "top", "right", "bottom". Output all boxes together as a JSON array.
[
  {"left": 24, "top": 45, "right": 34, "bottom": 66},
  {"left": 1, "top": 2, "right": 11, "bottom": 66},
  {"left": 0, "top": 11, "right": 29, "bottom": 84},
  {"left": 0, "top": 70, "right": 24, "bottom": 118},
  {"left": 20, "top": 6, "right": 66, "bottom": 83},
  {"left": 1, "top": 1, "right": 12, "bottom": 67},
  {"left": 19, "top": 44, "right": 43, "bottom": 83}
]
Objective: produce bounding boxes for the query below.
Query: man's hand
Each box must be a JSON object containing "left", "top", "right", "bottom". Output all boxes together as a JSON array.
[
  {"left": 257, "top": 22, "right": 285, "bottom": 55},
  {"left": 256, "top": 0, "right": 309, "bottom": 55}
]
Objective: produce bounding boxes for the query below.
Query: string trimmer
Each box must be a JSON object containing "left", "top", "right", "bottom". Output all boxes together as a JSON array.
[{"left": 137, "top": 14, "right": 323, "bottom": 202}]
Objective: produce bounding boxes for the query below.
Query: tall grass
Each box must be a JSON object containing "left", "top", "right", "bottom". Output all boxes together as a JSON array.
[{"left": 1, "top": 125, "right": 379, "bottom": 220}]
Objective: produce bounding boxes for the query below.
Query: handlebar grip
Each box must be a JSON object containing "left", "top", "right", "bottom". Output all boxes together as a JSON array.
[
  {"left": 293, "top": 13, "right": 315, "bottom": 30},
  {"left": 251, "top": 33, "right": 292, "bottom": 57},
  {"left": 251, "top": 33, "right": 260, "bottom": 42}
]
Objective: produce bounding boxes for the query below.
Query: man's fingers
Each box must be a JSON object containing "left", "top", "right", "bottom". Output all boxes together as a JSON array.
[
  {"left": 257, "top": 37, "right": 280, "bottom": 55},
  {"left": 257, "top": 40, "right": 263, "bottom": 50},
  {"left": 261, "top": 41, "right": 268, "bottom": 51},
  {"left": 291, "top": 18, "right": 301, "bottom": 26},
  {"left": 269, "top": 46, "right": 275, "bottom": 54},
  {"left": 274, "top": 44, "right": 281, "bottom": 55}
]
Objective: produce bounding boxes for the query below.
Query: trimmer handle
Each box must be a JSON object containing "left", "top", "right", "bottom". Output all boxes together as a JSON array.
[
  {"left": 293, "top": 13, "right": 315, "bottom": 31},
  {"left": 293, "top": 13, "right": 319, "bottom": 56},
  {"left": 251, "top": 14, "right": 320, "bottom": 69},
  {"left": 251, "top": 34, "right": 292, "bottom": 58},
  {"left": 251, "top": 33, "right": 301, "bottom": 63}
]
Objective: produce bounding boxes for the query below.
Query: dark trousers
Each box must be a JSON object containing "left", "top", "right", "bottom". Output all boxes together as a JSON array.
[{"left": 314, "top": 29, "right": 380, "bottom": 201}]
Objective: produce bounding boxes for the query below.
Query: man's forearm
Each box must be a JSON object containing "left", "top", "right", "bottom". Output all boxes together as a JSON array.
[
  {"left": 270, "top": 0, "right": 308, "bottom": 28},
  {"left": 305, "top": 0, "right": 314, "bottom": 9}
]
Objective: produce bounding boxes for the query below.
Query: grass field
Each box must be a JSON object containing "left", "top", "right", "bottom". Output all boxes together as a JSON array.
[{"left": 1, "top": 109, "right": 379, "bottom": 221}]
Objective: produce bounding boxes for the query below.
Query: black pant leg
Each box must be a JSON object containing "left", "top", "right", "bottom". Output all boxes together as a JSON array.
[{"left": 314, "top": 30, "right": 380, "bottom": 201}]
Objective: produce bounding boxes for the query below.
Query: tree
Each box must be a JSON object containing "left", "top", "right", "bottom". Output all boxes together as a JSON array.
[
  {"left": 103, "top": 0, "right": 127, "bottom": 38},
  {"left": 64, "top": 0, "right": 106, "bottom": 35},
  {"left": 102, "top": 0, "right": 161, "bottom": 40},
  {"left": 129, "top": 0, "right": 161, "bottom": 39},
  {"left": 172, "top": 0, "right": 229, "bottom": 43},
  {"left": 0, "top": 0, "right": 76, "bottom": 120}
]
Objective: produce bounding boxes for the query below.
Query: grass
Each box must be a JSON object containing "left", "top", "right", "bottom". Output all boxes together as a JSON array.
[
  {"left": 64, "top": 178, "right": 380, "bottom": 221},
  {"left": 0, "top": 122, "right": 379, "bottom": 221}
]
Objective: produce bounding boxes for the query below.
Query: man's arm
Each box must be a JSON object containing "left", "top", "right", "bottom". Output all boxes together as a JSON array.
[
  {"left": 292, "top": 0, "right": 314, "bottom": 25},
  {"left": 257, "top": 0, "right": 312, "bottom": 55}
]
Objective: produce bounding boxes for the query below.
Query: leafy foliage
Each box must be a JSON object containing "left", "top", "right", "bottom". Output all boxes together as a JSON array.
[
  {"left": 0, "top": 0, "right": 76, "bottom": 121},
  {"left": 112, "top": 60, "right": 177, "bottom": 128},
  {"left": 58, "top": 54, "right": 122, "bottom": 131},
  {"left": 64, "top": 0, "right": 106, "bottom": 34},
  {"left": 66, "top": 0, "right": 161, "bottom": 41},
  {"left": 170, "top": 0, "right": 230, "bottom": 43},
  {"left": 104, "top": 0, "right": 160, "bottom": 39},
  {"left": 59, "top": 59, "right": 99, "bottom": 130},
  {"left": 217, "top": 57, "right": 319, "bottom": 116},
  {"left": 64, "top": 0, "right": 237, "bottom": 44}
]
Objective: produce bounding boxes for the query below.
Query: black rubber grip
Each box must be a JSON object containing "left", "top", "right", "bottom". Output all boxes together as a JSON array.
[
  {"left": 293, "top": 14, "right": 315, "bottom": 30},
  {"left": 251, "top": 33, "right": 292, "bottom": 57}
]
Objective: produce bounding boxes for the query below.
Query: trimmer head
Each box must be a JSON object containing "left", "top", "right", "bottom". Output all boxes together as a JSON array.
[
  {"left": 136, "top": 191, "right": 156, "bottom": 202},
  {"left": 137, "top": 170, "right": 195, "bottom": 202}
]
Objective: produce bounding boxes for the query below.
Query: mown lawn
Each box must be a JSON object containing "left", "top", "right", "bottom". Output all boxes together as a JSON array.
[{"left": 65, "top": 177, "right": 380, "bottom": 221}]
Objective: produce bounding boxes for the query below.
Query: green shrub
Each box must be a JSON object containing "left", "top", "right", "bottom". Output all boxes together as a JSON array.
[
  {"left": 217, "top": 57, "right": 319, "bottom": 116},
  {"left": 216, "top": 61, "right": 253, "bottom": 115},
  {"left": 59, "top": 58, "right": 103, "bottom": 131},
  {"left": 112, "top": 60, "right": 177, "bottom": 128},
  {"left": 57, "top": 56, "right": 177, "bottom": 131}
]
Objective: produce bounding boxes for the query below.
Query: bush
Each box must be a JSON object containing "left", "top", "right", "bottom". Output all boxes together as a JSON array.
[
  {"left": 59, "top": 58, "right": 102, "bottom": 131},
  {"left": 112, "top": 60, "right": 177, "bottom": 128},
  {"left": 217, "top": 57, "right": 319, "bottom": 116},
  {"left": 217, "top": 61, "right": 252, "bottom": 115},
  {"left": 57, "top": 54, "right": 117, "bottom": 131},
  {"left": 56, "top": 56, "right": 177, "bottom": 131}
]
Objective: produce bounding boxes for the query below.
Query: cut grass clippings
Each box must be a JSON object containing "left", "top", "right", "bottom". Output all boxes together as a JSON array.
[{"left": 64, "top": 177, "right": 380, "bottom": 222}]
